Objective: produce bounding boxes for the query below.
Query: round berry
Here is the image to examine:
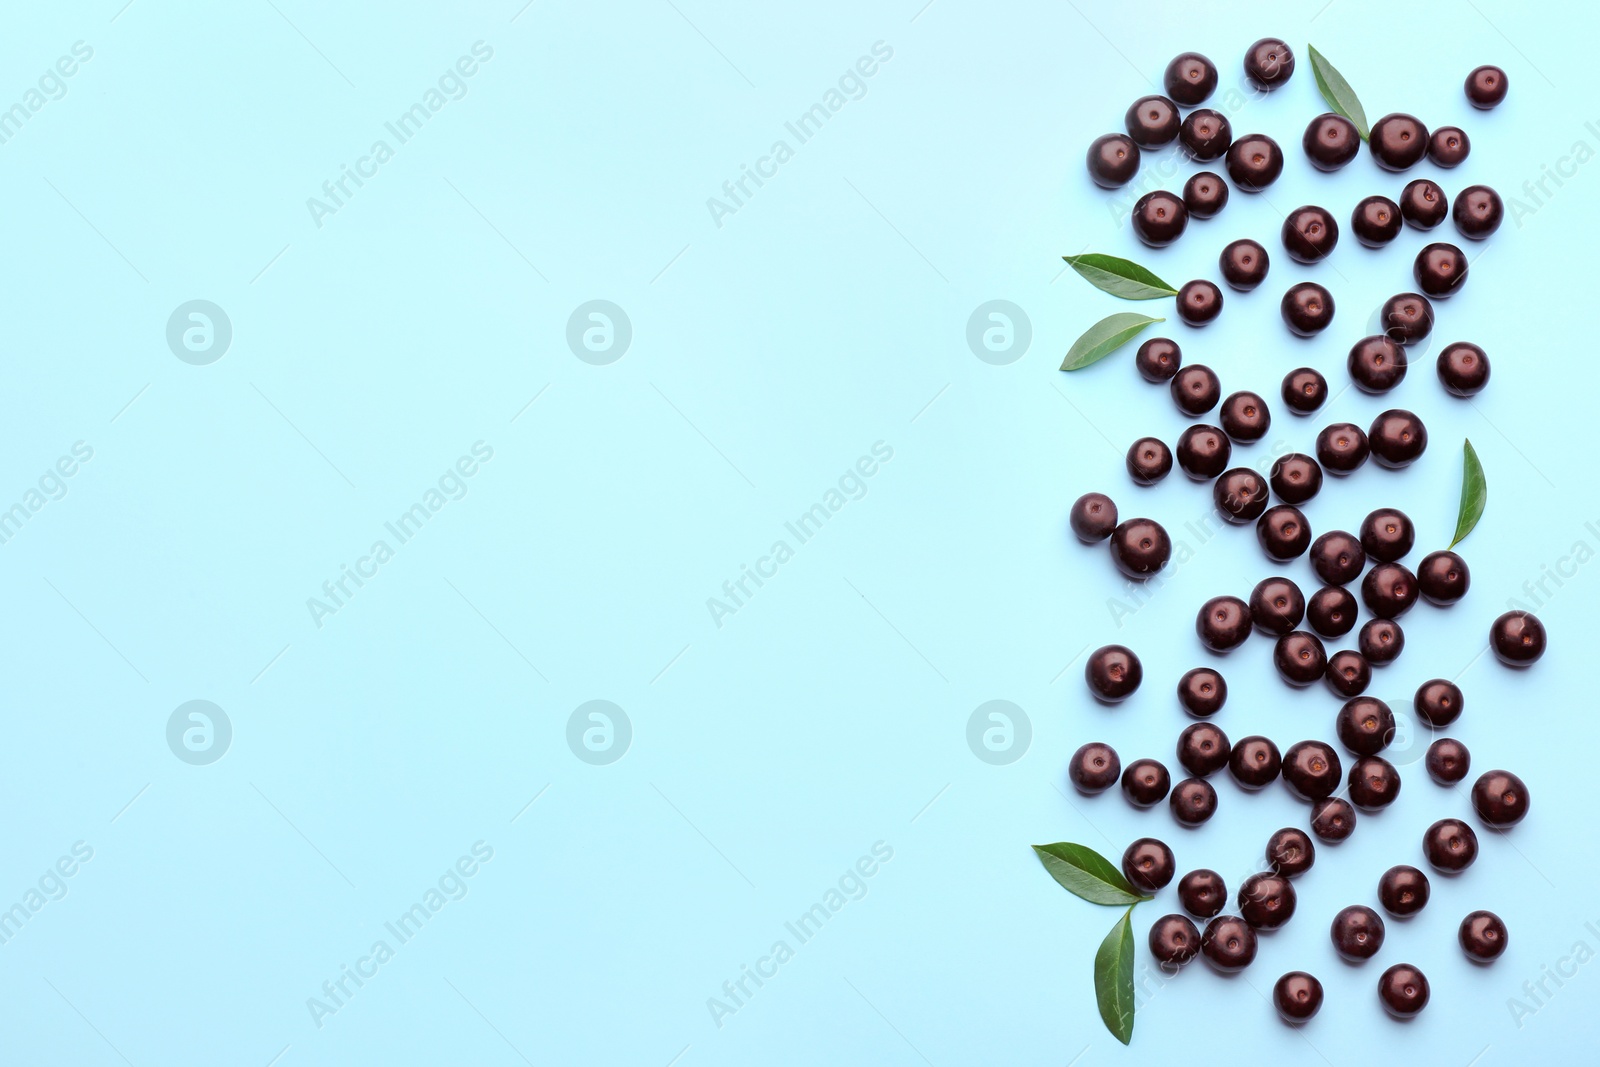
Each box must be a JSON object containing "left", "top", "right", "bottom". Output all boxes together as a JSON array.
[
  {"left": 1069, "top": 493, "right": 1117, "bottom": 543},
  {"left": 1265, "top": 826, "right": 1316, "bottom": 877},
  {"left": 1428, "top": 125, "right": 1470, "bottom": 167},
  {"left": 1273, "top": 971, "right": 1324, "bottom": 1024},
  {"left": 1438, "top": 341, "right": 1491, "bottom": 395},
  {"left": 1219, "top": 238, "right": 1269, "bottom": 290},
  {"left": 1126, "top": 436, "right": 1173, "bottom": 485},
  {"left": 1471, "top": 768, "right": 1530, "bottom": 827},
  {"left": 1200, "top": 915, "right": 1258, "bottom": 972},
  {"left": 1177, "top": 722, "right": 1231, "bottom": 778},
  {"left": 1170, "top": 777, "right": 1218, "bottom": 826},
  {"left": 1238, "top": 872, "right": 1296, "bottom": 930},
  {"left": 1125, "top": 94, "right": 1181, "bottom": 148},
  {"left": 1180, "top": 108, "right": 1232, "bottom": 162},
  {"left": 1183, "top": 171, "right": 1230, "bottom": 219},
  {"left": 1454, "top": 184, "right": 1504, "bottom": 240},
  {"left": 1171, "top": 364, "right": 1221, "bottom": 415},
  {"left": 1310, "top": 589, "right": 1360, "bottom": 639},
  {"left": 1336, "top": 696, "right": 1395, "bottom": 756},
  {"left": 1423, "top": 817, "right": 1479, "bottom": 873},
  {"left": 1490, "top": 610, "right": 1546, "bottom": 666},
  {"left": 1269, "top": 453, "right": 1323, "bottom": 505},
  {"left": 1281, "top": 282, "right": 1334, "bottom": 336},
  {"left": 1352, "top": 195, "right": 1403, "bottom": 247},
  {"left": 1331, "top": 904, "right": 1386, "bottom": 961},
  {"left": 1197, "top": 595, "right": 1252, "bottom": 652},
  {"left": 1361, "top": 508, "right": 1415, "bottom": 562},
  {"left": 1229, "top": 736, "right": 1281, "bottom": 790},
  {"left": 1460, "top": 910, "right": 1508, "bottom": 963},
  {"left": 1316, "top": 423, "right": 1369, "bottom": 474},
  {"left": 1087, "top": 133, "right": 1140, "bottom": 188},
  {"left": 1149, "top": 913, "right": 1202, "bottom": 967},
  {"left": 1425, "top": 738, "right": 1471, "bottom": 785},
  {"left": 1243, "top": 38, "right": 1295, "bottom": 90},
  {"left": 1069, "top": 742, "right": 1122, "bottom": 794},
  {"left": 1282, "top": 205, "right": 1339, "bottom": 263},
  {"left": 1348, "top": 335, "right": 1408, "bottom": 394},
  {"left": 1122, "top": 837, "right": 1176, "bottom": 893},
  {"left": 1359, "top": 618, "right": 1405, "bottom": 665},
  {"left": 1348, "top": 755, "right": 1402, "bottom": 811},
  {"left": 1369, "top": 409, "right": 1428, "bottom": 468},
  {"left": 1110, "top": 518, "right": 1172, "bottom": 580},
  {"left": 1380, "top": 292, "right": 1434, "bottom": 346},
  {"left": 1282, "top": 741, "right": 1340, "bottom": 802},
  {"left": 1303, "top": 113, "right": 1359, "bottom": 170},
  {"left": 1175, "top": 424, "right": 1231, "bottom": 480},
  {"left": 1177, "top": 667, "right": 1227, "bottom": 717},
  {"left": 1378, "top": 865, "right": 1430, "bottom": 918},
  {"left": 1415, "top": 242, "right": 1469, "bottom": 298},
  {"left": 1250, "top": 576, "right": 1305, "bottom": 635},
  {"left": 1370, "top": 113, "right": 1429, "bottom": 171},
  {"left": 1122, "top": 759, "right": 1171, "bottom": 808},
  {"left": 1465, "top": 64, "right": 1508, "bottom": 108},
  {"left": 1379, "top": 965, "right": 1430, "bottom": 1018},
  {"left": 1164, "top": 52, "right": 1218, "bottom": 105},
  {"left": 1132, "top": 190, "right": 1188, "bottom": 248},
  {"left": 1324, "top": 649, "right": 1370, "bottom": 696},
  {"left": 1176, "top": 279, "right": 1223, "bottom": 327},
  {"left": 1179, "top": 869, "right": 1227, "bottom": 918},
  {"left": 1086, "top": 644, "right": 1142, "bottom": 703},
  {"left": 1281, "top": 368, "right": 1328, "bottom": 414},
  {"left": 1311, "top": 797, "right": 1356, "bottom": 843},
  {"left": 1400, "top": 179, "right": 1448, "bottom": 229},
  {"left": 1414, "top": 679, "right": 1463, "bottom": 727},
  {"left": 1225, "top": 133, "right": 1284, "bottom": 190}
]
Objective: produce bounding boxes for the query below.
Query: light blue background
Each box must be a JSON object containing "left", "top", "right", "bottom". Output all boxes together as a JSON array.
[{"left": 1, "top": 0, "right": 1595, "bottom": 1063}]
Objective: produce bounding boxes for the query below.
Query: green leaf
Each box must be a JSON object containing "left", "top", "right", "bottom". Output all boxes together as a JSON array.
[
  {"left": 1033, "top": 843, "right": 1150, "bottom": 906},
  {"left": 1307, "top": 44, "right": 1369, "bottom": 141},
  {"left": 1060, "top": 313, "right": 1163, "bottom": 371},
  {"left": 1062, "top": 254, "right": 1178, "bottom": 300},
  {"left": 1450, "top": 439, "right": 1487, "bottom": 548},
  {"left": 1094, "top": 906, "right": 1137, "bottom": 1045}
]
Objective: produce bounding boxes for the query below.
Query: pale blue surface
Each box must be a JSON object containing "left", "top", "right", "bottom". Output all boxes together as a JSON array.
[{"left": 1, "top": 0, "right": 1596, "bottom": 1063}]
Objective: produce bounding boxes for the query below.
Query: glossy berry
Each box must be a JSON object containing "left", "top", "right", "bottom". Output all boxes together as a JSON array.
[
  {"left": 1197, "top": 595, "right": 1252, "bottom": 652},
  {"left": 1087, "top": 133, "right": 1140, "bottom": 188},
  {"left": 1225, "top": 133, "right": 1284, "bottom": 191},
  {"left": 1229, "top": 736, "right": 1281, "bottom": 790},
  {"left": 1352, "top": 195, "right": 1403, "bottom": 247},
  {"left": 1378, "top": 865, "right": 1430, "bottom": 918},
  {"left": 1281, "top": 742, "right": 1340, "bottom": 803},
  {"left": 1274, "top": 632, "right": 1326, "bottom": 687},
  {"left": 1175, "top": 424, "right": 1231, "bottom": 480},
  {"left": 1170, "top": 778, "right": 1218, "bottom": 826},
  {"left": 1331, "top": 905, "right": 1386, "bottom": 961},
  {"left": 1177, "top": 667, "right": 1227, "bottom": 717},
  {"left": 1125, "top": 95, "right": 1181, "bottom": 148},
  {"left": 1238, "top": 872, "right": 1296, "bottom": 930},
  {"left": 1360, "top": 508, "right": 1414, "bottom": 562},
  {"left": 1220, "top": 390, "right": 1269, "bottom": 442},
  {"left": 1149, "top": 913, "right": 1202, "bottom": 967},
  {"left": 1183, "top": 171, "right": 1230, "bottom": 219},
  {"left": 1171, "top": 364, "right": 1221, "bottom": 416},
  {"left": 1370, "top": 113, "right": 1429, "bottom": 171},
  {"left": 1472, "top": 769, "right": 1530, "bottom": 826},
  {"left": 1164, "top": 52, "right": 1218, "bottom": 106},
  {"left": 1132, "top": 190, "right": 1189, "bottom": 248},
  {"left": 1122, "top": 760, "right": 1171, "bottom": 808},
  {"left": 1177, "top": 722, "right": 1230, "bottom": 778},
  {"left": 1180, "top": 108, "right": 1232, "bottom": 162},
  {"left": 1176, "top": 280, "right": 1223, "bottom": 327},
  {"left": 1214, "top": 468, "right": 1269, "bottom": 524},
  {"left": 1086, "top": 644, "right": 1142, "bottom": 702},
  {"left": 1415, "top": 242, "right": 1468, "bottom": 298},
  {"left": 1490, "top": 611, "right": 1546, "bottom": 666},
  {"left": 1336, "top": 696, "right": 1395, "bottom": 756},
  {"left": 1428, "top": 126, "right": 1470, "bottom": 167},
  {"left": 1269, "top": 453, "right": 1322, "bottom": 505},
  {"left": 1316, "top": 423, "right": 1369, "bottom": 474},
  {"left": 1359, "top": 618, "right": 1405, "bottom": 665},
  {"left": 1310, "top": 589, "right": 1360, "bottom": 639},
  {"left": 1135, "top": 336, "right": 1182, "bottom": 382},
  {"left": 1348, "top": 755, "right": 1401, "bottom": 811},
  {"left": 1369, "top": 409, "right": 1428, "bottom": 468},
  {"left": 1309, "top": 530, "right": 1365, "bottom": 586},
  {"left": 1423, "top": 817, "right": 1479, "bottom": 873},
  {"left": 1282, "top": 205, "right": 1338, "bottom": 264},
  {"left": 1069, "top": 492, "right": 1118, "bottom": 543},
  {"left": 1122, "top": 837, "right": 1176, "bottom": 893},
  {"left": 1110, "top": 518, "right": 1172, "bottom": 580},
  {"left": 1243, "top": 38, "right": 1295, "bottom": 89},
  {"left": 1266, "top": 827, "right": 1316, "bottom": 877},
  {"left": 1126, "top": 436, "right": 1173, "bottom": 485},
  {"left": 1311, "top": 797, "right": 1356, "bottom": 843},
  {"left": 1068, "top": 742, "right": 1121, "bottom": 794},
  {"left": 1348, "top": 335, "right": 1408, "bottom": 394},
  {"left": 1465, "top": 64, "right": 1508, "bottom": 108},
  {"left": 1180, "top": 869, "right": 1227, "bottom": 919},
  {"left": 1460, "top": 911, "right": 1508, "bottom": 963},
  {"left": 1415, "top": 679, "right": 1463, "bottom": 727},
  {"left": 1250, "top": 576, "right": 1305, "bottom": 635},
  {"left": 1324, "top": 649, "right": 1371, "bottom": 696},
  {"left": 1258, "top": 506, "right": 1311, "bottom": 562},
  {"left": 1379, "top": 964, "right": 1430, "bottom": 1018},
  {"left": 1381, "top": 292, "right": 1434, "bottom": 346},
  {"left": 1417, "top": 550, "right": 1470, "bottom": 605},
  {"left": 1399, "top": 179, "right": 1448, "bottom": 229},
  {"left": 1274, "top": 971, "right": 1324, "bottom": 1024},
  {"left": 1282, "top": 368, "right": 1328, "bottom": 414},
  {"left": 1362, "top": 562, "right": 1419, "bottom": 618},
  {"left": 1219, "top": 238, "right": 1269, "bottom": 291},
  {"left": 1281, "top": 282, "right": 1334, "bottom": 336},
  {"left": 1425, "top": 738, "right": 1471, "bottom": 785},
  {"left": 1437, "top": 341, "right": 1490, "bottom": 395},
  {"left": 1303, "top": 113, "right": 1359, "bottom": 171},
  {"left": 1201, "top": 915, "right": 1258, "bottom": 972},
  {"left": 1454, "top": 185, "right": 1504, "bottom": 240}
]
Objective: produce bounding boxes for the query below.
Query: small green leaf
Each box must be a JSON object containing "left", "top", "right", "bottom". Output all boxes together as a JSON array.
[
  {"left": 1094, "top": 906, "right": 1137, "bottom": 1045},
  {"left": 1450, "top": 439, "right": 1487, "bottom": 548},
  {"left": 1033, "top": 843, "right": 1150, "bottom": 906},
  {"left": 1307, "top": 44, "right": 1369, "bottom": 141},
  {"left": 1060, "top": 313, "right": 1163, "bottom": 371},
  {"left": 1062, "top": 254, "right": 1178, "bottom": 300}
]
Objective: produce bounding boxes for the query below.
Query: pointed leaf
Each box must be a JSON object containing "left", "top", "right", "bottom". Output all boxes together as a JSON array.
[
  {"left": 1307, "top": 44, "right": 1369, "bottom": 141},
  {"left": 1450, "top": 439, "right": 1487, "bottom": 548},
  {"left": 1033, "top": 843, "right": 1149, "bottom": 906},
  {"left": 1094, "top": 907, "right": 1137, "bottom": 1045},
  {"left": 1060, "top": 313, "right": 1163, "bottom": 371},
  {"left": 1062, "top": 254, "right": 1178, "bottom": 300}
]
